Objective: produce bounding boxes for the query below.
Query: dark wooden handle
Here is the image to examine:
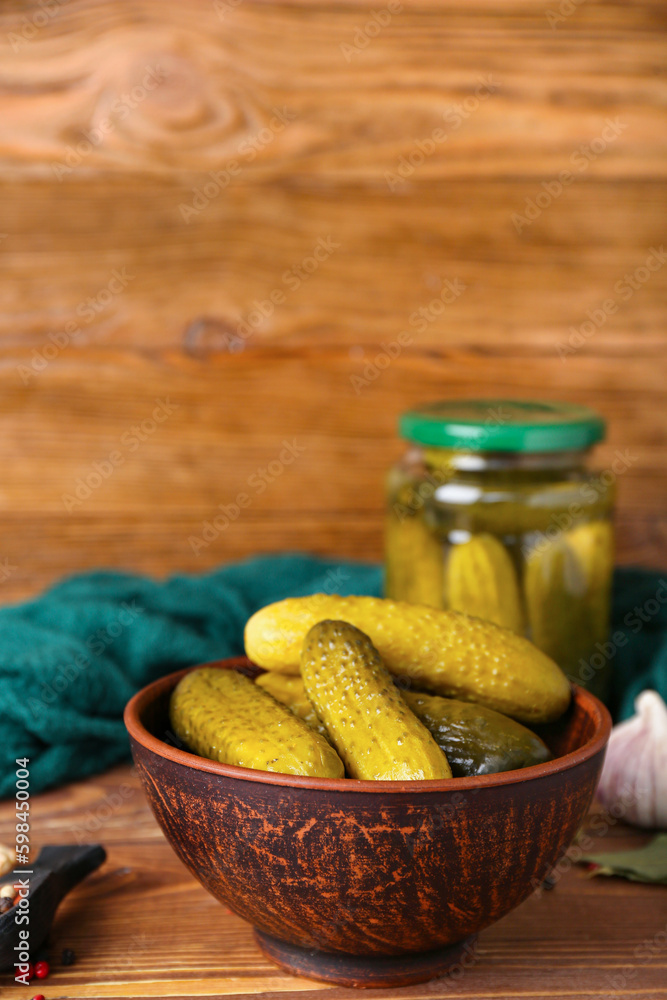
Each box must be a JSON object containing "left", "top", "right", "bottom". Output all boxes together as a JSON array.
[{"left": 33, "top": 844, "right": 106, "bottom": 892}]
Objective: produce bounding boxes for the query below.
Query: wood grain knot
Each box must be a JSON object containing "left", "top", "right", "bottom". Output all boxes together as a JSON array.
[{"left": 183, "top": 316, "right": 245, "bottom": 356}]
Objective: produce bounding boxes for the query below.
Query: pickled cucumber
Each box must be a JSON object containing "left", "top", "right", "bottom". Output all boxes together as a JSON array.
[
  {"left": 300, "top": 620, "right": 452, "bottom": 780},
  {"left": 566, "top": 520, "right": 614, "bottom": 646},
  {"left": 402, "top": 690, "right": 552, "bottom": 776},
  {"left": 524, "top": 536, "right": 588, "bottom": 670},
  {"left": 384, "top": 513, "right": 444, "bottom": 608},
  {"left": 524, "top": 522, "right": 613, "bottom": 696},
  {"left": 255, "top": 671, "right": 330, "bottom": 738},
  {"left": 246, "top": 595, "right": 571, "bottom": 723},
  {"left": 258, "top": 673, "right": 552, "bottom": 777},
  {"left": 170, "top": 667, "right": 344, "bottom": 778},
  {"left": 445, "top": 533, "right": 524, "bottom": 633}
]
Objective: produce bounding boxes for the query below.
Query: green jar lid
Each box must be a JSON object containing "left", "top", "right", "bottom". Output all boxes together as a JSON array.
[{"left": 399, "top": 399, "right": 606, "bottom": 453}]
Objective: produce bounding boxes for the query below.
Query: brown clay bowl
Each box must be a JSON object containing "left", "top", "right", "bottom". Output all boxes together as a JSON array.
[{"left": 124, "top": 657, "right": 611, "bottom": 989}]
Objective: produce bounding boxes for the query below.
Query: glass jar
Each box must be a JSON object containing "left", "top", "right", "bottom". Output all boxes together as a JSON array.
[{"left": 385, "top": 400, "right": 615, "bottom": 700}]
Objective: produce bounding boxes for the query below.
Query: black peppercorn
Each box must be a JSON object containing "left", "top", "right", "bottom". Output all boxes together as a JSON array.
[{"left": 61, "top": 947, "right": 76, "bottom": 966}]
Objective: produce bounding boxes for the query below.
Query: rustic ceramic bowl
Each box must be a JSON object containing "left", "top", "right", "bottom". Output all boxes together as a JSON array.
[{"left": 124, "top": 657, "right": 611, "bottom": 988}]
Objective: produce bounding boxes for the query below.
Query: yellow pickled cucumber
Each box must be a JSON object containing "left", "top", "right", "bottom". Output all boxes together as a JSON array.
[
  {"left": 444, "top": 533, "right": 524, "bottom": 633},
  {"left": 402, "top": 690, "right": 552, "bottom": 777},
  {"left": 256, "top": 670, "right": 552, "bottom": 777},
  {"left": 566, "top": 520, "right": 614, "bottom": 645},
  {"left": 525, "top": 522, "right": 613, "bottom": 695},
  {"left": 170, "top": 667, "right": 344, "bottom": 778},
  {"left": 245, "top": 595, "right": 570, "bottom": 723},
  {"left": 255, "top": 672, "right": 330, "bottom": 738},
  {"left": 524, "top": 536, "right": 591, "bottom": 668},
  {"left": 300, "top": 620, "right": 452, "bottom": 780},
  {"left": 384, "top": 512, "right": 444, "bottom": 608}
]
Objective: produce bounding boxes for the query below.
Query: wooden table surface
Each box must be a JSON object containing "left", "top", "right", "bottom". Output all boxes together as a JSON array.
[{"left": 0, "top": 763, "right": 665, "bottom": 1000}]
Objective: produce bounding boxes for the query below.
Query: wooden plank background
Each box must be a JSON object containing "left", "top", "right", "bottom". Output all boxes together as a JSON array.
[{"left": 0, "top": 0, "right": 666, "bottom": 602}]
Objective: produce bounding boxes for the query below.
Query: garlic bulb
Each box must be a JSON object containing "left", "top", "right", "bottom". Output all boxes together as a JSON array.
[{"left": 596, "top": 690, "right": 667, "bottom": 829}]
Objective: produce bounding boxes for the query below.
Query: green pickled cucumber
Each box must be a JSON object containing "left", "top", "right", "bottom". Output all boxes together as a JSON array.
[
  {"left": 300, "top": 620, "right": 453, "bottom": 780},
  {"left": 255, "top": 671, "right": 330, "bottom": 738},
  {"left": 170, "top": 667, "right": 344, "bottom": 778},
  {"left": 445, "top": 533, "right": 524, "bottom": 633},
  {"left": 402, "top": 690, "right": 552, "bottom": 776}
]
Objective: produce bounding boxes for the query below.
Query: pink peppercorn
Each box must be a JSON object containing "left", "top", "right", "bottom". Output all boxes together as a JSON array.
[
  {"left": 31, "top": 995, "right": 45, "bottom": 1000},
  {"left": 34, "top": 960, "right": 50, "bottom": 979}
]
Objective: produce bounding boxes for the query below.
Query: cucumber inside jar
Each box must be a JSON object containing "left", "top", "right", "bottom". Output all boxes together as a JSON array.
[{"left": 385, "top": 400, "right": 615, "bottom": 702}]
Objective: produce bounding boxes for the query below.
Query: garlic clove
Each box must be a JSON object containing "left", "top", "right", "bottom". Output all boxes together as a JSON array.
[{"left": 596, "top": 690, "right": 667, "bottom": 830}]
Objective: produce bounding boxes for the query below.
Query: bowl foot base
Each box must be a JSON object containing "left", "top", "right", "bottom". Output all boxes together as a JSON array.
[{"left": 254, "top": 929, "right": 479, "bottom": 988}]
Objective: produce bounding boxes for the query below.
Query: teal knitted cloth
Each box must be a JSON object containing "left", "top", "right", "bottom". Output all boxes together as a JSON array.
[{"left": 0, "top": 555, "right": 664, "bottom": 797}]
